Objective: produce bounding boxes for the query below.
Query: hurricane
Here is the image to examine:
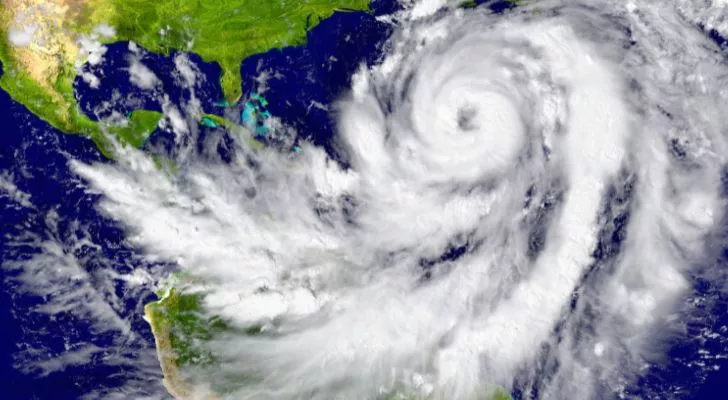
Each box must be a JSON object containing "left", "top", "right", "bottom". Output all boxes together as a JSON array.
[{"left": 10, "top": 0, "right": 728, "bottom": 398}]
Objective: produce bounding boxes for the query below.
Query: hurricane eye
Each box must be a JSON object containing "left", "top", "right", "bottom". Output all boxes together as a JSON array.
[{"left": 457, "top": 105, "right": 479, "bottom": 131}]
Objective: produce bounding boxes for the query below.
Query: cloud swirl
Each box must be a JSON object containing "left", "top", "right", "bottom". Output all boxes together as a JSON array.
[{"left": 70, "top": 0, "right": 728, "bottom": 398}]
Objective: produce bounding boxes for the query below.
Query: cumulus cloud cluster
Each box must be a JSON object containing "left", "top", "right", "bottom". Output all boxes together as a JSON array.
[{"left": 9, "top": 0, "right": 723, "bottom": 398}]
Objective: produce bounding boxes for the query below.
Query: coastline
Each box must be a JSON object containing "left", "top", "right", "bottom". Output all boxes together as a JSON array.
[{"left": 144, "top": 301, "right": 218, "bottom": 400}]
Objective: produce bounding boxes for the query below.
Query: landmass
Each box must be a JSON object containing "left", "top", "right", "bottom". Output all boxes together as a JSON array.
[
  {"left": 144, "top": 288, "right": 221, "bottom": 400},
  {"left": 143, "top": 271, "right": 268, "bottom": 399},
  {"left": 145, "top": 289, "right": 513, "bottom": 399},
  {"left": 0, "top": 1, "right": 520, "bottom": 397},
  {"left": 0, "top": 0, "right": 370, "bottom": 154},
  {"left": 144, "top": 273, "right": 513, "bottom": 399}
]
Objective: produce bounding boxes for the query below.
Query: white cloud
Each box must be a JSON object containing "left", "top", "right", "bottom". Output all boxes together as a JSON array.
[
  {"left": 93, "top": 23, "right": 116, "bottom": 39},
  {"left": 160, "top": 97, "right": 189, "bottom": 135},
  {"left": 128, "top": 59, "right": 160, "bottom": 90},
  {"left": 0, "top": 173, "right": 33, "bottom": 208},
  {"left": 174, "top": 53, "right": 198, "bottom": 87},
  {"left": 81, "top": 72, "right": 100, "bottom": 89},
  {"left": 67, "top": 0, "right": 728, "bottom": 398},
  {"left": 75, "top": 24, "right": 117, "bottom": 67},
  {"left": 76, "top": 34, "right": 107, "bottom": 65},
  {"left": 7, "top": 23, "right": 38, "bottom": 47}
]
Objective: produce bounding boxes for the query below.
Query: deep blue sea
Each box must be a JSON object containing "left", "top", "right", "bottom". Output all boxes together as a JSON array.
[{"left": 1, "top": 0, "right": 727, "bottom": 398}]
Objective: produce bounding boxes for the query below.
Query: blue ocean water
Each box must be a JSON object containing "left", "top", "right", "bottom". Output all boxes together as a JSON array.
[
  {"left": 1, "top": 0, "right": 727, "bottom": 398},
  {"left": 0, "top": 66, "right": 164, "bottom": 398},
  {"left": 0, "top": 5, "right": 394, "bottom": 399}
]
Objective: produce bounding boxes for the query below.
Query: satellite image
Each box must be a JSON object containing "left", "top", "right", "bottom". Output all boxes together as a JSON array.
[{"left": 1, "top": 0, "right": 727, "bottom": 399}]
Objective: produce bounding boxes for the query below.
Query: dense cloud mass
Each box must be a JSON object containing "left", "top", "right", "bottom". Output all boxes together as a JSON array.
[{"left": 7, "top": 0, "right": 728, "bottom": 398}]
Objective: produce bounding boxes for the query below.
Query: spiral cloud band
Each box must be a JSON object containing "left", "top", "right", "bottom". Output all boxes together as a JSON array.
[{"left": 69, "top": 0, "right": 728, "bottom": 398}]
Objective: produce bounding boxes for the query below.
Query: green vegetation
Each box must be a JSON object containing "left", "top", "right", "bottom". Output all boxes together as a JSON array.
[
  {"left": 106, "top": 110, "right": 162, "bottom": 147},
  {"left": 0, "top": 26, "right": 94, "bottom": 141},
  {"left": 146, "top": 288, "right": 225, "bottom": 366},
  {"left": 0, "top": 0, "right": 370, "bottom": 157},
  {"left": 0, "top": 23, "right": 160, "bottom": 157},
  {"left": 146, "top": 283, "right": 514, "bottom": 399},
  {"left": 145, "top": 272, "right": 265, "bottom": 369},
  {"left": 0, "top": 49, "right": 159, "bottom": 156},
  {"left": 200, "top": 114, "right": 227, "bottom": 128},
  {"left": 491, "top": 389, "right": 513, "bottom": 400},
  {"left": 106, "top": 0, "right": 371, "bottom": 103}
]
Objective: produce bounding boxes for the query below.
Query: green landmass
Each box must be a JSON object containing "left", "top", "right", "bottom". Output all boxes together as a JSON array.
[
  {"left": 145, "top": 288, "right": 225, "bottom": 367},
  {"left": 0, "top": 0, "right": 370, "bottom": 156},
  {"left": 0, "top": 15, "right": 160, "bottom": 156},
  {"left": 145, "top": 282, "right": 265, "bottom": 399},
  {"left": 106, "top": 109, "right": 162, "bottom": 147},
  {"left": 145, "top": 282, "right": 513, "bottom": 400},
  {"left": 3, "top": 1, "right": 519, "bottom": 397},
  {"left": 106, "top": 0, "right": 371, "bottom": 103},
  {"left": 0, "top": 28, "right": 160, "bottom": 156}
]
